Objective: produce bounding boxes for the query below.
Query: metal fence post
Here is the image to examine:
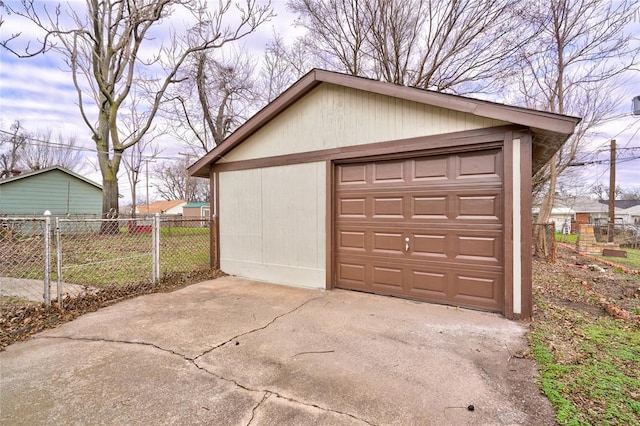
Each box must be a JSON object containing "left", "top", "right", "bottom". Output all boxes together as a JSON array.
[
  {"left": 55, "top": 217, "right": 62, "bottom": 306},
  {"left": 151, "top": 215, "right": 156, "bottom": 284},
  {"left": 152, "top": 213, "right": 161, "bottom": 284},
  {"left": 43, "top": 210, "right": 51, "bottom": 306}
]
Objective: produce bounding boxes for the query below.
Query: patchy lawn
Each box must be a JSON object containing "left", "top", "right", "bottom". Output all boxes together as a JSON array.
[
  {"left": 556, "top": 233, "right": 578, "bottom": 244},
  {"left": 531, "top": 245, "right": 640, "bottom": 424},
  {"left": 593, "top": 248, "right": 640, "bottom": 272},
  {"left": 554, "top": 234, "right": 640, "bottom": 271},
  {"left": 1, "top": 228, "right": 211, "bottom": 288}
]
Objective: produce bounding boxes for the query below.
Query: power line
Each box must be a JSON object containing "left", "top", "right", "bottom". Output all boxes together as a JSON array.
[
  {"left": 0, "top": 129, "right": 97, "bottom": 153},
  {"left": 0, "top": 128, "right": 182, "bottom": 161},
  {"left": 569, "top": 155, "right": 639, "bottom": 166},
  {"left": 593, "top": 146, "right": 640, "bottom": 153}
]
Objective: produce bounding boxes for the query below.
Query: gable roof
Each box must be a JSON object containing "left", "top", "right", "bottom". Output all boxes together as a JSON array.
[
  {"left": 599, "top": 199, "right": 640, "bottom": 209},
  {"left": 0, "top": 166, "right": 102, "bottom": 190},
  {"left": 189, "top": 69, "right": 581, "bottom": 178},
  {"left": 138, "top": 200, "right": 186, "bottom": 214},
  {"left": 555, "top": 196, "right": 609, "bottom": 213},
  {"left": 552, "top": 196, "right": 640, "bottom": 214},
  {"left": 183, "top": 202, "right": 208, "bottom": 208},
  {"left": 625, "top": 204, "right": 640, "bottom": 215}
]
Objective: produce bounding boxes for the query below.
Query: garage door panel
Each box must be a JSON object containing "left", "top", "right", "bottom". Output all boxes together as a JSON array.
[
  {"left": 454, "top": 234, "right": 501, "bottom": 264},
  {"left": 338, "top": 262, "right": 366, "bottom": 283},
  {"left": 456, "top": 150, "right": 502, "bottom": 180},
  {"left": 373, "top": 161, "right": 405, "bottom": 182},
  {"left": 412, "top": 196, "right": 448, "bottom": 219},
  {"left": 411, "top": 270, "right": 448, "bottom": 295},
  {"left": 372, "top": 266, "right": 404, "bottom": 290},
  {"left": 339, "top": 231, "right": 366, "bottom": 251},
  {"left": 335, "top": 149, "right": 504, "bottom": 313},
  {"left": 336, "top": 227, "right": 502, "bottom": 267},
  {"left": 339, "top": 163, "right": 368, "bottom": 184},
  {"left": 457, "top": 275, "right": 496, "bottom": 299},
  {"left": 412, "top": 234, "right": 447, "bottom": 258},
  {"left": 372, "top": 196, "right": 404, "bottom": 217},
  {"left": 372, "top": 232, "right": 404, "bottom": 254},
  {"left": 454, "top": 273, "right": 502, "bottom": 310},
  {"left": 336, "top": 189, "right": 502, "bottom": 223},
  {"left": 413, "top": 157, "right": 449, "bottom": 181},
  {"left": 338, "top": 197, "right": 367, "bottom": 218},
  {"left": 335, "top": 259, "right": 503, "bottom": 311},
  {"left": 456, "top": 193, "right": 501, "bottom": 221}
]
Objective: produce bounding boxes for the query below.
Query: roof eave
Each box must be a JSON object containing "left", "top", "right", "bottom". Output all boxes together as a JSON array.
[
  {"left": 188, "top": 69, "right": 581, "bottom": 178},
  {"left": 0, "top": 166, "right": 103, "bottom": 190},
  {"left": 188, "top": 70, "right": 324, "bottom": 178}
]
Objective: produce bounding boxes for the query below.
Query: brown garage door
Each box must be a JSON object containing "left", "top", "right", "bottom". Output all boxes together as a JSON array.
[{"left": 335, "top": 149, "right": 504, "bottom": 312}]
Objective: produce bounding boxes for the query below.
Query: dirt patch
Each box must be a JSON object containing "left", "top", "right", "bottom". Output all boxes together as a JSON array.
[
  {"left": 0, "top": 269, "right": 226, "bottom": 350},
  {"left": 544, "top": 246, "right": 640, "bottom": 316},
  {"left": 530, "top": 245, "right": 639, "bottom": 423}
]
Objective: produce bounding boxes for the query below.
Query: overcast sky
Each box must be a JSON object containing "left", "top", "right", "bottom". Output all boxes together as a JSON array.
[{"left": 0, "top": 0, "right": 638, "bottom": 204}]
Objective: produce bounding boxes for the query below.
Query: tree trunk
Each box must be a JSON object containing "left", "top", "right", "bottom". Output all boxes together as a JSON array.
[
  {"left": 534, "top": 155, "right": 558, "bottom": 257},
  {"left": 100, "top": 164, "right": 120, "bottom": 234}
]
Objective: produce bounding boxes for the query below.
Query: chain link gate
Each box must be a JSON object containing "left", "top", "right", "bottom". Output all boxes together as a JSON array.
[{"left": 1, "top": 213, "right": 213, "bottom": 307}]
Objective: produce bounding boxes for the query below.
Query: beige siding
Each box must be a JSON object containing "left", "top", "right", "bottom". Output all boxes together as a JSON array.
[
  {"left": 220, "top": 84, "right": 507, "bottom": 163},
  {"left": 219, "top": 162, "right": 326, "bottom": 288}
]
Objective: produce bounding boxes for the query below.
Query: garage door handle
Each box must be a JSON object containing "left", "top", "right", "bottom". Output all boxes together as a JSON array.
[{"left": 405, "top": 237, "right": 410, "bottom": 252}]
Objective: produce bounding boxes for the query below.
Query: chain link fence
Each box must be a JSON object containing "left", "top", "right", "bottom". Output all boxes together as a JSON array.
[
  {"left": 1, "top": 214, "right": 213, "bottom": 307},
  {"left": 159, "top": 217, "right": 212, "bottom": 277},
  {"left": 592, "top": 222, "right": 640, "bottom": 249},
  {"left": 0, "top": 217, "right": 52, "bottom": 303}
]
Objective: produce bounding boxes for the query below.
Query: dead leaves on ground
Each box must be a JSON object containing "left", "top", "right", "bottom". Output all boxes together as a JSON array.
[{"left": 0, "top": 269, "right": 226, "bottom": 350}]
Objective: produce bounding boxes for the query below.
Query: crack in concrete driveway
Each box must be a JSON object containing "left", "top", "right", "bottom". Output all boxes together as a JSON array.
[
  {"left": 192, "top": 296, "right": 324, "bottom": 361},
  {"left": 32, "top": 293, "right": 376, "bottom": 425},
  {"left": 0, "top": 276, "right": 556, "bottom": 425}
]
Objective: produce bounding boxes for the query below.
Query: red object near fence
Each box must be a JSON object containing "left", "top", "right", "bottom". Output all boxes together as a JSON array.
[{"left": 127, "top": 220, "right": 152, "bottom": 233}]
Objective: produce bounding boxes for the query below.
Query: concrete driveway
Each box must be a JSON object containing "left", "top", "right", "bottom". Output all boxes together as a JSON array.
[{"left": 0, "top": 277, "right": 555, "bottom": 425}]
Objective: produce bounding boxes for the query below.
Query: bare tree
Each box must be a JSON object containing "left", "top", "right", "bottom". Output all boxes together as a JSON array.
[
  {"left": 258, "top": 33, "right": 310, "bottom": 103},
  {"left": 287, "top": 0, "right": 531, "bottom": 93},
  {"left": 288, "top": 0, "right": 370, "bottom": 75},
  {"left": 21, "top": 129, "right": 86, "bottom": 172},
  {"left": 122, "top": 139, "right": 160, "bottom": 219},
  {"left": 591, "top": 184, "right": 624, "bottom": 201},
  {"left": 154, "top": 159, "right": 209, "bottom": 202},
  {"left": 0, "top": 120, "right": 27, "bottom": 178},
  {"left": 167, "top": 49, "right": 259, "bottom": 153},
  {"left": 2, "top": 0, "right": 273, "bottom": 224},
  {"left": 620, "top": 187, "right": 640, "bottom": 201},
  {"left": 517, "top": 0, "right": 640, "bottom": 256}
]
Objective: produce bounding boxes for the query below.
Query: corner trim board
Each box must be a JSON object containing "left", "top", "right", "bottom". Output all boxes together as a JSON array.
[{"left": 512, "top": 138, "right": 522, "bottom": 315}]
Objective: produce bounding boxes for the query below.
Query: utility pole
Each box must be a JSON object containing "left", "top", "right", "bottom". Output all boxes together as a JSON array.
[{"left": 608, "top": 139, "right": 616, "bottom": 243}]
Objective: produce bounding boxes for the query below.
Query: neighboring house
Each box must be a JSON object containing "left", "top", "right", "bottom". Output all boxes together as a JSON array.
[
  {"left": 552, "top": 196, "right": 637, "bottom": 229},
  {"left": 532, "top": 207, "right": 575, "bottom": 233},
  {"left": 189, "top": 69, "right": 580, "bottom": 320},
  {"left": 571, "top": 197, "right": 611, "bottom": 226},
  {"left": 0, "top": 166, "right": 102, "bottom": 217},
  {"left": 625, "top": 204, "right": 640, "bottom": 225},
  {"left": 136, "top": 200, "right": 186, "bottom": 215},
  {"left": 601, "top": 200, "right": 640, "bottom": 225},
  {"left": 182, "top": 202, "right": 210, "bottom": 218},
  {"left": 607, "top": 200, "right": 640, "bottom": 210}
]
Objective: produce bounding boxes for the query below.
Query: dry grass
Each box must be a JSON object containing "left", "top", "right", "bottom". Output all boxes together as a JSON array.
[{"left": 530, "top": 247, "right": 640, "bottom": 425}]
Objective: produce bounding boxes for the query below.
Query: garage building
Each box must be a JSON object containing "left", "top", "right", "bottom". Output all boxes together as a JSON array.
[{"left": 189, "top": 69, "right": 580, "bottom": 319}]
